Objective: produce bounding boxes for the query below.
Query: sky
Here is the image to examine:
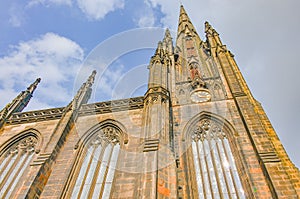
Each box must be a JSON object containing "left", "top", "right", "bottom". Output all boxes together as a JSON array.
[{"left": 0, "top": 0, "right": 299, "bottom": 168}]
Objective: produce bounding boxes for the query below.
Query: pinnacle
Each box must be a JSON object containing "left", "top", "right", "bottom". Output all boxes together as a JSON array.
[
  {"left": 205, "top": 21, "right": 210, "bottom": 27},
  {"left": 205, "top": 21, "right": 218, "bottom": 35},
  {"left": 163, "top": 28, "right": 172, "bottom": 43},
  {"left": 86, "top": 70, "right": 97, "bottom": 86},
  {"left": 164, "top": 28, "right": 171, "bottom": 38},
  {"left": 157, "top": 41, "right": 163, "bottom": 51}
]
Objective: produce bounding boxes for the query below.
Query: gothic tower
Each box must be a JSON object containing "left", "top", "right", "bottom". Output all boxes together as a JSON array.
[
  {"left": 168, "top": 5, "right": 300, "bottom": 198},
  {"left": 0, "top": 5, "right": 299, "bottom": 199}
]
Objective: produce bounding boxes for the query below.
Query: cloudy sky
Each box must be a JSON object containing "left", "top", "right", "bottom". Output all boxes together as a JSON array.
[{"left": 0, "top": 0, "right": 299, "bottom": 167}]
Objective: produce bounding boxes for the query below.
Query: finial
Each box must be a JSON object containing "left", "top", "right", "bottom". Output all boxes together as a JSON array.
[
  {"left": 179, "top": 4, "right": 186, "bottom": 15},
  {"left": 205, "top": 21, "right": 211, "bottom": 32},
  {"left": 165, "top": 28, "right": 171, "bottom": 39},
  {"left": 27, "top": 78, "right": 41, "bottom": 94},
  {"left": 87, "top": 70, "right": 97, "bottom": 85}
]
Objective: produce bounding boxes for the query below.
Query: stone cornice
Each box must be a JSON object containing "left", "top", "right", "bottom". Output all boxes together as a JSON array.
[
  {"left": 7, "top": 107, "right": 65, "bottom": 124},
  {"left": 79, "top": 96, "right": 144, "bottom": 116},
  {"left": 6, "top": 96, "right": 144, "bottom": 124}
]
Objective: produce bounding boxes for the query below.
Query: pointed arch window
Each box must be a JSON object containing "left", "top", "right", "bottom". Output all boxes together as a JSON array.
[
  {"left": 0, "top": 135, "right": 37, "bottom": 198},
  {"left": 213, "top": 84, "right": 225, "bottom": 100},
  {"left": 70, "top": 126, "right": 121, "bottom": 199},
  {"left": 191, "top": 119, "right": 245, "bottom": 199}
]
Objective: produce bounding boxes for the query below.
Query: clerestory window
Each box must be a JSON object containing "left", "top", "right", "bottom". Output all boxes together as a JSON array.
[{"left": 191, "top": 119, "right": 245, "bottom": 199}]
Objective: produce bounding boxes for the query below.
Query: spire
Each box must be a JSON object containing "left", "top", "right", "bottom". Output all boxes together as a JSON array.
[
  {"left": 71, "top": 70, "right": 96, "bottom": 110},
  {"left": 0, "top": 78, "right": 41, "bottom": 128},
  {"left": 205, "top": 21, "right": 223, "bottom": 47},
  {"left": 177, "top": 5, "right": 198, "bottom": 36}
]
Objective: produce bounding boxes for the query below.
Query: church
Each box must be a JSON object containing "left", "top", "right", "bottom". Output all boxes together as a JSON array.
[{"left": 0, "top": 5, "right": 299, "bottom": 199}]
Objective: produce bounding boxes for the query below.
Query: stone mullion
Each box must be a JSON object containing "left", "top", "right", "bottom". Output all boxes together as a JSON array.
[
  {"left": 215, "top": 139, "right": 232, "bottom": 199},
  {"left": 2, "top": 151, "right": 30, "bottom": 198},
  {"left": 208, "top": 137, "right": 224, "bottom": 198},
  {"left": 195, "top": 141, "right": 206, "bottom": 198},
  {"left": 87, "top": 144, "right": 104, "bottom": 198},
  {"left": 10, "top": 152, "right": 34, "bottom": 198},
  {"left": 77, "top": 146, "right": 97, "bottom": 199},
  {"left": 98, "top": 144, "right": 114, "bottom": 199},
  {"left": 104, "top": 145, "right": 120, "bottom": 198},
  {"left": 202, "top": 139, "right": 215, "bottom": 199},
  {"left": 68, "top": 147, "right": 89, "bottom": 198},
  {"left": 0, "top": 149, "right": 22, "bottom": 191},
  {"left": 221, "top": 139, "right": 240, "bottom": 198},
  {"left": 0, "top": 153, "right": 14, "bottom": 181}
]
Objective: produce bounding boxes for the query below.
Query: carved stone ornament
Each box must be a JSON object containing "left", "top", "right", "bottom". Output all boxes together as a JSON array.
[
  {"left": 4, "top": 136, "right": 37, "bottom": 157},
  {"left": 89, "top": 127, "right": 120, "bottom": 147},
  {"left": 192, "top": 119, "right": 226, "bottom": 142}
]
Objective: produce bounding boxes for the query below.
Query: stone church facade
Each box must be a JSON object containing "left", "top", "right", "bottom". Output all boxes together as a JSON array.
[{"left": 0, "top": 5, "right": 299, "bottom": 199}]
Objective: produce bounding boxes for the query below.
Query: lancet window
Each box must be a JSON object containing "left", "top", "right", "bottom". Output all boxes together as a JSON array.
[
  {"left": 0, "top": 135, "right": 37, "bottom": 198},
  {"left": 70, "top": 126, "right": 121, "bottom": 199},
  {"left": 213, "top": 84, "right": 225, "bottom": 100},
  {"left": 191, "top": 119, "right": 245, "bottom": 199}
]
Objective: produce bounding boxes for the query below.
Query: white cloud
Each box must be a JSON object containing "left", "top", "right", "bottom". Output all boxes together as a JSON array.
[
  {"left": 0, "top": 33, "right": 84, "bottom": 110},
  {"left": 27, "top": 0, "right": 72, "bottom": 7},
  {"left": 79, "top": 59, "right": 126, "bottom": 102},
  {"left": 27, "top": 0, "right": 125, "bottom": 21},
  {"left": 132, "top": 1, "right": 156, "bottom": 28},
  {"left": 137, "top": 14, "right": 155, "bottom": 28},
  {"left": 8, "top": 4, "right": 26, "bottom": 27},
  {"left": 146, "top": 0, "right": 180, "bottom": 30},
  {"left": 76, "top": 0, "right": 125, "bottom": 20}
]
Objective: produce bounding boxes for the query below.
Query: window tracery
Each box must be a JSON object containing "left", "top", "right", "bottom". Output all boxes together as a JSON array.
[
  {"left": 191, "top": 119, "right": 245, "bottom": 199},
  {"left": 70, "top": 126, "right": 121, "bottom": 199},
  {"left": 0, "top": 136, "right": 37, "bottom": 198}
]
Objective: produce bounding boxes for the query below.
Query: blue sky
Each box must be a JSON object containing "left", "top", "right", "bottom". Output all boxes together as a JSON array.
[{"left": 0, "top": 0, "right": 299, "bottom": 167}]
